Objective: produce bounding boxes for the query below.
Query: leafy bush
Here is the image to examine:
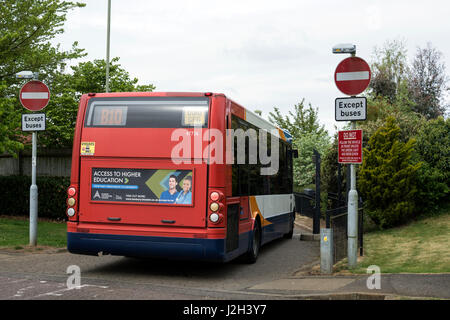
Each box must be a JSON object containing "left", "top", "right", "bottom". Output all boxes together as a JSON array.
[
  {"left": 292, "top": 131, "right": 330, "bottom": 189},
  {"left": 358, "top": 117, "right": 421, "bottom": 228},
  {"left": 414, "top": 116, "right": 450, "bottom": 210},
  {"left": 320, "top": 134, "right": 347, "bottom": 209},
  {"left": 0, "top": 176, "right": 69, "bottom": 220}
]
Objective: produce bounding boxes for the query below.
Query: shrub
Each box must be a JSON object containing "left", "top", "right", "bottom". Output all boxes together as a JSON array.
[
  {"left": 0, "top": 176, "right": 69, "bottom": 220},
  {"left": 292, "top": 131, "right": 330, "bottom": 189},
  {"left": 321, "top": 134, "right": 347, "bottom": 209},
  {"left": 358, "top": 117, "right": 421, "bottom": 228},
  {"left": 414, "top": 116, "right": 450, "bottom": 210}
]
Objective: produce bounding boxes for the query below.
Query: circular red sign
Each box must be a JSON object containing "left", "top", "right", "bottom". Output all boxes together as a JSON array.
[
  {"left": 19, "top": 80, "right": 50, "bottom": 111},
  {"left": 334, "top": 57, "right": 371, "bottom": 96}
]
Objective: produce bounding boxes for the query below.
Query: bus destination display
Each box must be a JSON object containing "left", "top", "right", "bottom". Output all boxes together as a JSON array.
[{"left": 92, "top": 105, "right": 127, "bottom": 126}]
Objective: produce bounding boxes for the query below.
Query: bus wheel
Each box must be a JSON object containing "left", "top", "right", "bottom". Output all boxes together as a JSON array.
[{"left": 245, "top": 220, "right": 261, "bottom": 264}]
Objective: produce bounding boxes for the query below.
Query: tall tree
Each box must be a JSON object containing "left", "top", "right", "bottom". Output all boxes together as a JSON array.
[
  {"left": 268, "top": 98, "right": 327, "bottom": 140},
  {"left": 358, "top": 117, "right": 421, "bottom": 229},
  {"left": 39, "top": 58, "right": 156, "bottom": 148},
  {"left": 269, "top": 99, "right": 330, "bottom": 189},
  {"left": 0, "top": 0, "right": 85, "bottom": 83},
  {"left": 408, "top": 43, "right": 449, "bottom": 119},
  {"left": 369, "top": 39, "right": 409, "bottom": 103},
  {"left": 0, "top": 0, "right": 85, "bottom": 155}
]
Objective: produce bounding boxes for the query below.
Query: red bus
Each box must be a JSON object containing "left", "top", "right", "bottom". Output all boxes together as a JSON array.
[{"left": 67, "top": 92, "right": 296, "bottom": 263}]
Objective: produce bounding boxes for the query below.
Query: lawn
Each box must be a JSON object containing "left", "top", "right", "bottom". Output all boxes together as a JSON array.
[
  {"left": 0, "top": 216, "right": 67, "bottom": 249},
  {"left": 338, "top": 207, "right": 450, "bottom": 274}
]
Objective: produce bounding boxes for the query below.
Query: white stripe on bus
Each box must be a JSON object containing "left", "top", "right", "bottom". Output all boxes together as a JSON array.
[{"left": 253, "top": 194, "right": 294, "bottom": 219}]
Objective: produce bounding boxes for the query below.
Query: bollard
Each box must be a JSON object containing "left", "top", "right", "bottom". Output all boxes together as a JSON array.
[{"left": 320, "top": 228, "right": 333, "bottom": 274}]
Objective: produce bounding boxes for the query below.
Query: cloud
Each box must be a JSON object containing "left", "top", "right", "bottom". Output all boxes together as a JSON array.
[{"left": 53, "top": 0, "right": 450, "bottom": 135}]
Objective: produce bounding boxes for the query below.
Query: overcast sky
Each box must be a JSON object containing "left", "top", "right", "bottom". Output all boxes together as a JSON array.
[{"left": 54, "top": 0, "right": 450, "bottom": 134}]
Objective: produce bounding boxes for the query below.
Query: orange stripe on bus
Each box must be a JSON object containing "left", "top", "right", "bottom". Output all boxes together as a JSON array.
[
  {"left": 249, "top": 196, "right": 272, "bottom": 227},
  {"left": 278, "top": 128, "right": 287, "bottom": 141}
]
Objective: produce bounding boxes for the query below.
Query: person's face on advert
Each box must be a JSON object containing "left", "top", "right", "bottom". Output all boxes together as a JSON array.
[
  {"left": 183, "top": 179, "right": 191, "bottom": 193},
  {"left": 169, "top": 177, "right": 177, "bottom": 190}
]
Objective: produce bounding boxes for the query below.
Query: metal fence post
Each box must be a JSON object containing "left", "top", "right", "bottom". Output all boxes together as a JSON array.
[{"left": 313, "top": 149, "right": 321, "bottom": 234}]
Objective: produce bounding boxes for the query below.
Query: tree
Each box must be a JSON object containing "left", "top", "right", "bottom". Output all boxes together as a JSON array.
[
  {"left": 292, "top": 131, "right": 330, "bottom": 189},
  {"left": 269, "top": 99, "right": 330, "bottom": 189},
  {"left": 414, "top": 117, "right": 449, "bottom": 209},
  {"left": 321, "top": 133, "right": 346, "bottom": 202},
  {"left": 0, "top": 0, "right": 85, "bottom": 83},
  {"left": 408, "top": 43, "right": 449, "bottom": 119},
  {"left": 0, "top": 84, "right": 23, "bottom": 154},
  {"left": 268, "top": 98, "right": 327, "bottom": 141},
  {"left": 0, "top": 0, "right": 86, "bottom": 155},
  {"left": 39, "top": 57, "right": 156, "bottom": 148},
  {"left": 358, "top": 96, "right": 425, "bottom": 144},
  {"left": 358, "top": 117, "right": 421, "bottom": 228},
  {"left": 369, "top": 39, "right": 409, "bottom": 103}
]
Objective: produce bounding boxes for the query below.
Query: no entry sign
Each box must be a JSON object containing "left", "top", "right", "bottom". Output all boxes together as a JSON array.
[
  {"left": 334, "top": 57, "right": 371, "bottom": 96},
  {"left": 19, "top": 80, "right": 50, "bottom": 111},
  {"left": 338, "top": 129, "right": 363, "bottom": 164}
]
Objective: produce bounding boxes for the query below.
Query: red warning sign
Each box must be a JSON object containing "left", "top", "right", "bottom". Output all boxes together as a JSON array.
[
  {"left": 19, "top": 80, "right": 50, "bottom": 111},
  {"left": 338, "top": 130, "right": 363, "bottom": 164}
]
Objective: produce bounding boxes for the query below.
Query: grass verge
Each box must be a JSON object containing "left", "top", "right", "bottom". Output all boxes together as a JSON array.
[
  {"left": 335, "top": 206, "right": 450, "bottom": 274},
  {"left": 0, "top": 216, "right": 66, "bottom": 249}
]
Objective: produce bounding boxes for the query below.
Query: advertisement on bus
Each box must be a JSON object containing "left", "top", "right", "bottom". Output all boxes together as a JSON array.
[{"left": 91, "top": 168, "right": 193, "bottom": 205}]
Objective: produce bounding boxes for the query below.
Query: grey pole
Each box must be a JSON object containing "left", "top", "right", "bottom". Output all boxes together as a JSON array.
[
  {"left": 29, "top": 73, "right": 39, "bottom": 246},
  {"left": 347, "top": 120, "right": 359, "bottom": 268},
  {"left": 347, "top": 50, "right": 359, "bottom": 269},
  {"left": 332, "top": 44, "right": 360, "bottom": 269},
  {"left": 29, "top": 131, "right": 38, "bottom": 246},
  {"left": 105, "top": 0, "right": 111, "bottom": 93}
]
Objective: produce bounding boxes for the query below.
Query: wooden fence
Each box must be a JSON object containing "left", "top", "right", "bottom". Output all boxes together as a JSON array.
[{"left": 0, "top": 149, "right": 72, "bottom": 177}]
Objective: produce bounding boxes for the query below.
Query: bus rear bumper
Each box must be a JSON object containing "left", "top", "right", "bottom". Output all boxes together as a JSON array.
[{"left": 67, "top": 232, "right": 233, "bottom": 262}]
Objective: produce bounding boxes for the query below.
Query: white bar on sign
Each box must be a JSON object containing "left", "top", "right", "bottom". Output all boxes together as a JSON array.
[
  {"left": 21, "top": 92, "right": 49, "bottom": 99},
  {"left": 336, "top": 71, "right": 370, "bottom": 81}
]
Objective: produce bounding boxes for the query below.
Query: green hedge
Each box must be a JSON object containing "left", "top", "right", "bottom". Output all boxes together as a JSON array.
[{"left": 0, "top": 176, "right": 69, "bottom": 220}]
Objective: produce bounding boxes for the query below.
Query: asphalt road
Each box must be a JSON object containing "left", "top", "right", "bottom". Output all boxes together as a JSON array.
[{"left": 0, "top": 226, "right": 319, "bottom": 300}]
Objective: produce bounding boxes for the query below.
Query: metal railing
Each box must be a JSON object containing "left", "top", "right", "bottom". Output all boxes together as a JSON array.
[{"left": 326, "top": 199, "right": 364, "bottom": 264}]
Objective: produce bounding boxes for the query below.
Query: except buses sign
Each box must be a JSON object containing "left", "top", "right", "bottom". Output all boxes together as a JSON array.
[
  {"left": 338, "top": 129, "right": 363, "bottom": 164},
  {"left": 335, "top": 96, "right": 367, "bottom": 121}
]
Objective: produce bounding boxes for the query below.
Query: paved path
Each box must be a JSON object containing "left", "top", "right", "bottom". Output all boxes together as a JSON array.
[{"left": 248, "top": 273, "right": 450, "bottom": 299}]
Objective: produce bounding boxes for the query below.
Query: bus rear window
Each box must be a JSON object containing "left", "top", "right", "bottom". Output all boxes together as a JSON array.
[{"left": 85, "top": 97, "right": 209, "bottom": 128}]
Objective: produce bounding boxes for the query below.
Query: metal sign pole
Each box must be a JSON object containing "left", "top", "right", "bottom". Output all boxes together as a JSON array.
[
  {"left": 347, "top": 120, "right": 358, "bottom": 268},
  {"left": 332, "top": 44, "right": 369, "bottom": 270},
  {"left": 17, "top": 71, "right": 49, "bottom": 247},
  {"left": 30, "top": 131, "right": 38, "bottom": 246},
  {"left": 29, "top": 72, "right": 39, "bottom": 246}
]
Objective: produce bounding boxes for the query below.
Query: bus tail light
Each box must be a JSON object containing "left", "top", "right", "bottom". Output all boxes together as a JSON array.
[
  {"left": 67, "top": 208, "right": 76, "bottom": 217},
  {"left": 68, "top": 187, "right": 76, "bottom": 197},
  {"left": 210, "top": 202, "right": 219, "bottom": 212},
  {"left": 208, "top": 190, "right": 225, "bottom": 227},
  {"left": 66, "top": 185, "right": 79, "bottom": 220},
  {"left": 209, "top": 212, "right": 223, "bottom": 224},
  {"left": 210, "top": 192, "right": 220, "bottom": 201}
]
